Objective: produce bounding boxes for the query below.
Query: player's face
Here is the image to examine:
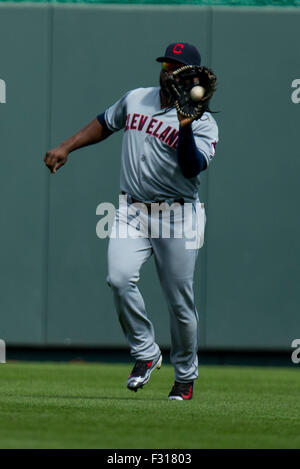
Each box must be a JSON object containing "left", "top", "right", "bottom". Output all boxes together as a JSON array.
[
  {"left": 161, "top": 61, "right": 183, "bottom": 73},
  {"left": 159, "top": 61, "right": 184, "bottom": 101}
]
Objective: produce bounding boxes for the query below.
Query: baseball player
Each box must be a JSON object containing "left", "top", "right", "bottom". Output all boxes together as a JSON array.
[{"left": 44, "top": 43, "right": 218, "bottom": 401}]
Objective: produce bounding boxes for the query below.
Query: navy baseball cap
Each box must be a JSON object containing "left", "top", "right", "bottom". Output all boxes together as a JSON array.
[{"left": 156, "top": 42, "right": 201, "bottom": 66}]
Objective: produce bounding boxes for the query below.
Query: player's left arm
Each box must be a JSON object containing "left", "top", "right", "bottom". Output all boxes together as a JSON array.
[
  {"left": 176, "top": 122, "right": 207, "bottom": 178},
  {"left": 176, "top": 113, "right": 218, "bottom": 178}
]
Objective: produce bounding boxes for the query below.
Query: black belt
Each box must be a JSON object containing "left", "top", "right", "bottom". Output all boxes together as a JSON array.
[{"left": 121, "top": 191, "right": 185, "bottom": 208}]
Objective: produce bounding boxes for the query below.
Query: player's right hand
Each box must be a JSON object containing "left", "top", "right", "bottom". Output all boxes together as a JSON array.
[{"left": 44, "top": 145, "right": 69, "bottom": 174}]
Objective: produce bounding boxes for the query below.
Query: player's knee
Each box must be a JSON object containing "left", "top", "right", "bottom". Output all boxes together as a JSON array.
[
  {"left": 174, "top": 308, "right": 198, "bottom": 328},
  {"left": 165, "top": 279, "right": 194, "bottom": 304},
  {"left": 167, "top": 284, "right": 198, "bottom": 325},
  {"left": 107, "top": 269, "right": 136, "bottom": 292}
]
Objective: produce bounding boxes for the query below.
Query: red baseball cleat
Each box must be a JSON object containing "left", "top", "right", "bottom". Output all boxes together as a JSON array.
[{"left": 168, "top": 381, "right": 194, "bottom": 400}]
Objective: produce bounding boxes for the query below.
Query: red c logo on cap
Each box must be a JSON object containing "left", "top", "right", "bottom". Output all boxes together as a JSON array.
[{"left": 173, "top": 43, "right": 184, "bottom": 54}]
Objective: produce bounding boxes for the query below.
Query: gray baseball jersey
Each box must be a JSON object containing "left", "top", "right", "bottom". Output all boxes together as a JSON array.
[{"left": 104, "top": 87, "right": 218, "bottom": 202}]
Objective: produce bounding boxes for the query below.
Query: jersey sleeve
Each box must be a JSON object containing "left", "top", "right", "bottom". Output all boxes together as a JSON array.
[
  {"left": 192, "top": 114, "right": 219, "bottom": 167},
  {"left": 103, "top": 91, "right": 131, "bottom": 132}
]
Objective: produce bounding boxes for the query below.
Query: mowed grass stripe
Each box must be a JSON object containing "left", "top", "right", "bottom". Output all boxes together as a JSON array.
[{"left": 0, "top": 362, "right": 299, "bottom": 448}]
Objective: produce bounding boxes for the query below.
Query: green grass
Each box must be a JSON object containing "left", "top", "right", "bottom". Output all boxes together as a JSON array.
[{"left": 0, "top": 361, "right": 299, "bottom": 448}]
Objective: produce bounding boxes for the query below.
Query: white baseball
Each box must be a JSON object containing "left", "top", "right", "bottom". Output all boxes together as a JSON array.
[{"left": 190, "top": 86, "right": 205, "bottom": 101}]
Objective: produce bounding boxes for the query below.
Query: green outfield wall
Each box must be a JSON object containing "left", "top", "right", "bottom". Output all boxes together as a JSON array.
[
  {"left": 0, "top": 3, "right": 299, "bottom": 351},
  {"left": 0, "top": 0, "right": 299, "bottom": 6}
]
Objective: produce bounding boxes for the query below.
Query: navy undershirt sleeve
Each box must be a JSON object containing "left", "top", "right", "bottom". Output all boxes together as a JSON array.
[
  {"left": 176, "top": 125, "right": 207, "bottom": 178},
  {"left": 97, "top": 112, "right": 113, "bottom": 135}
]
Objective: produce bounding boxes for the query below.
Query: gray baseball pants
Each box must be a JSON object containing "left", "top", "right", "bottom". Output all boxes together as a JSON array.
[{"left": 106, "top": 197, "right": 205, "bottom": 382}]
